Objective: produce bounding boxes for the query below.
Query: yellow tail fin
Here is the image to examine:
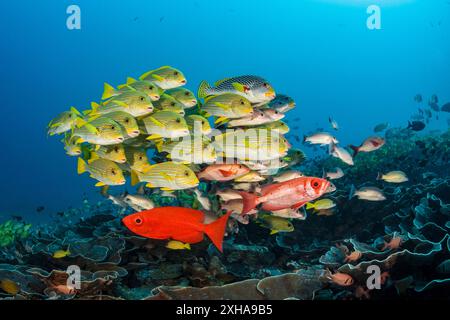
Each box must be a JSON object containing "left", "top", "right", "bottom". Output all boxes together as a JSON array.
[
  {"left": 130, "top": 170, "right": 140, "bottom": 186},
  {"left": 77, "top": 158, "right": 87, "bottom": 174}
]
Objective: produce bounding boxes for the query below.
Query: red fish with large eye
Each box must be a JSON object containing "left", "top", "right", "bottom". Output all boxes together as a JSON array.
[
  {"left": 122, "top": 207, "right": 232, "bottom": 252},
  {"left": 237, "top": 177, "right": 334, "bottom": 214}
]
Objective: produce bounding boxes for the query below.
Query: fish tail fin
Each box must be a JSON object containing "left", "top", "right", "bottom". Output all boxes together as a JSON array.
[
  {"left": 303, "top": 135, "right": 307, "bottom": 143},
  {"left": 204, "top": 211, "right": 232, "bottom": 253},
  {"left": 407, "top": 121, "right": 412, "bottom": 129},
  {"left": 305, "top": 202, "right": 314, "bottom": 210},
  {"left": 130, "top": 170, "right": 140, "bottom": 186},
  {"left": 349, "top": 145, "right": 359, "bottom": 157},
  {"left": 77, "top": 158, "right": 87, "bottom": 175},
  {"left": 322, "top": 168, "right": 326, "bottom": 178},
  {"left": 102, "top": 83, "right": 116, "bottom": 100},
  {"left": 376, "top": 172, "right": 382, "bottom": 180},
  {"left": 100, "top": 185, "right": 110, "bottom": 197},
  {"left": 349, "top": 184, "right": 356, "bottom": 200},
  {"left": 155, "top": 139, "right": 164, "bottom": 153},
  {"left": 237, "top": 191, "right": 259, "bottom": 214},
  {"left": 198, "top": 80, "right": 211, "bottom": 99}
]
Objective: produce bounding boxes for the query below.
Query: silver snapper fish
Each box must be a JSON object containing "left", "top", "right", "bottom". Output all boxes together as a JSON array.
[
  {"left": 329, "top": 116, "right": 339, "bottom": 131},
  {"left": 273, "top": 170, "right": 303, "bottom": 183},
  {"left": 304, "top": 132, "right": 338, "bottom": 146},
  {"left": 324, "top": 167, "right": 344, "bottom": 180},
  {"left": 329, "top": 143, "right": 354, "bottom": 166},
  {"left": 228, "top": 109, "right": 284, "bottom": 127},
  {"left": 123, "top": 194, "right": 155, "bottom": 211},
  {"left": 350, "top": 185, "right": 386, "bottom": 201}
]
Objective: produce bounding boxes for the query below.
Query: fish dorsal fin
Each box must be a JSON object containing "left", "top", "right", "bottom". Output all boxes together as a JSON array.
[
  {"left": 137, "top": 184, "right": 145, "bottom": 195},
  {"left": 214, "top": 78, "right": 231, "bottom": 86},
  {"left": 232, "top": 82, "right": 248, "bottom": 93},
  {"left": 127, "top": 77, "right": 137, "bottom": 85}
]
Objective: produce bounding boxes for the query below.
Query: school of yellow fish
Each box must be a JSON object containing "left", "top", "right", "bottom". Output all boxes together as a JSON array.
[{"left": 48, "top": 66, "right": 406, "bottom": 237}]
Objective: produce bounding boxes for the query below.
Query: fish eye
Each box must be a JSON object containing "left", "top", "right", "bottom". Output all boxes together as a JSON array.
[
  {"left": 171, "top": 102, "right": 176, "bottom": 107},
  {"left": 139, "top": 156, "right": 143, "bottom": 160},
  {"left": 149, "top": 86, "right": 154, "bottom": 90},
  {"left": 114, "top": 147, "right": 119, "bottom": 152},
  {"left": 111, "top": 126, "right": 115, "bottom": 130},
  {"left": 176, "top": 118, "right": 181, "bottom": 123},
  {"left": 263, "top": 83, "right": 269, "bottom": 88},
  {"left": 174, "top": 71, "right": 179, "bottom": 76},
  {"left": 201, "top": 120, "right": 205, "bottom": 125},
  {"left": 68, "top": 114, "right": 72, "bottom": 118},
  {"left": 111, "top": 169, "right": 116, "bottom": 175},
  {"left": 140, "top": 97, "right": 145, "bottom": 101},
  {"left": 134, "top": 217, "right": 143, "bottom": 225},
  {"left": 312, "top": 179, "right": 321, "bottom": 189},
  {"left": 125, "top": 118, "right": 130, "bottom": 123},
  {"left": 184, "top": 92, "right": 190, "bottom": 96},
  {"left": 184, "top": 171, "right": 190, "bottom": 177}
]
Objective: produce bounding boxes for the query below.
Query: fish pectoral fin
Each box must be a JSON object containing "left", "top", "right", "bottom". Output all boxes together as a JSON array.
[
  {"left": 231, "top": 82, "right": 248, "bottom": 93},
  {"left": 95, "top": 181, "right": 106, "bottom": 187},
  {"left": 292, "top": 201, "right": 307, "bottom": 210},
  {"left": 219, "top": 169, "right": 234, "bottom": 177},
  {"left": 113, "top": 100, "right": 129, "bottom": 108},
  {"left": 84, "top": 123, "right": 99, "bottom": 135},
  {"left": 214, "top": 116, "right": 229, "bottom": 125},
  {"left": 215, "top": 102, "right": 231, "bottom": 111},
  {"left": 146, "top": 134, "right": 162, "bottom": 140},
  {"left": 160, "top": 187, "right": 174, "bottom": 191},
  {"left": 148, "top": 116, "right": 165, "bottom": 128},
  {"left": 270, "top": 229, "right": 279, "bottom": 235},
  {"left": 151, "top": 74, "right": 165, "bottom": 81},
  {"left": 160, "top": 172, "right": 174, "bottom": 181}
]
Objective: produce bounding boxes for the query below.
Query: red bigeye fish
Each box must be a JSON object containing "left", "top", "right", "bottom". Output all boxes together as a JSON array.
[
  {"left": 349, "top": 136, "right": 385, "bottom": 157},
  {"left": 197, "top": 163, "right": 250, "bottom": 181},
  {"left": 122, "top": 207, "right": 232, "bottom": 252},
  {"left": 237, "top": 177, "right": 334, "bottom": 214}
]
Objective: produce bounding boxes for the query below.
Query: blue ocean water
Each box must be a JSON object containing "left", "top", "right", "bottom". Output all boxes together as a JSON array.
[{"left": 0, "top": 0, "right": 449, "bottom": 223}]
